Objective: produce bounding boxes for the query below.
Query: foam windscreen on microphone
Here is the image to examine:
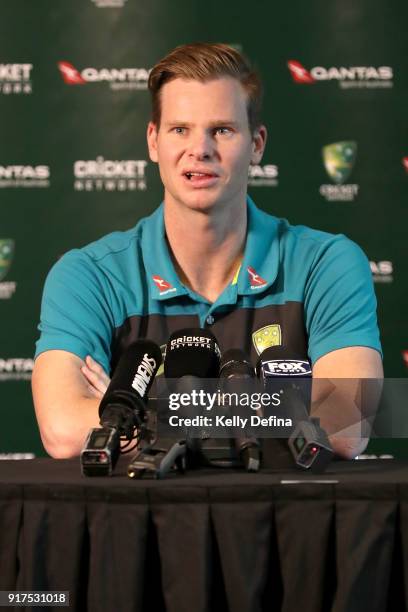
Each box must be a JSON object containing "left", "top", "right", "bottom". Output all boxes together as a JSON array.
[
  {"left": 164, "top": 328, "right": 221, "bottom": 378},
  {"left": 256, "top": 345, "right": 312, "bottom": 382},
  {"left": 99, "top": 339, "right": 162, "bottom": 418}
]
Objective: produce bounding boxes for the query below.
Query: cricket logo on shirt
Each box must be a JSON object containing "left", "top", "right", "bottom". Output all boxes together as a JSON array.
[
  {"left": 252, "top": 325, "right": 282, "bottom": 355},
  {"left": 0, "top": 239, "right": 14, "bottom": 282},
  {"left": 152, "top": 275, "right": 177, "bottom": 296}
]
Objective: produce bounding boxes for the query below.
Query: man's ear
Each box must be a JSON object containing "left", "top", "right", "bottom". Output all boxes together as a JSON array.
[
  {"left": 251, "top": 124, "right": 267, "bottom": 165},
  {"left": 147, "top": 121, "right": 159, "bottom": 163}
]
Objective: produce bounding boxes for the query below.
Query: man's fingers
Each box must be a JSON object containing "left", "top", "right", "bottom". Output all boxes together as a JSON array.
[
  {"left": 84, "top": 356, "right": 111, "bottom": 387},
  {"left": 81, "top": 364, "right": 109, "bottom": 395}
]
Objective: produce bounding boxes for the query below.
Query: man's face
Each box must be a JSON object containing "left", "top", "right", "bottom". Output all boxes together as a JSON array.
[{"left": 147, "top": 77, "right": 266, "bottom": 212}]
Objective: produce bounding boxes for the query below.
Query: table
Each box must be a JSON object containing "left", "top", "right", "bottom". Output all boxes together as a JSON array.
[{"left": 0, "top": 457, "right": 407, "bottom": 612}]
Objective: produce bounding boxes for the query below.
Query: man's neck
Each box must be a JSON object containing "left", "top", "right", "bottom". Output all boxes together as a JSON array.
[{"left": 164, "top": 197, "right": 247, "bottom": 303}]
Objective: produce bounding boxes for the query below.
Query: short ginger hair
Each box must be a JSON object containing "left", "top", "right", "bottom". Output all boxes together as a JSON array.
[{"left": 148, "top": 42, "right": 263, "bottom": 133}]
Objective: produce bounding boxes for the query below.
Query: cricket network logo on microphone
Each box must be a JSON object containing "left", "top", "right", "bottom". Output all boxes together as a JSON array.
[
  {"left": 320, "top": 141, "right": 359, "bottom": 202},
  {"left": 248, "top": 163, "right": 279, "bottom": 187},
  {"left": 58, "top": 61, "right": 150, "bottom": 91},
  {"left": 0, "top": 63, "right": 33, "bottom": 95},
  {"left": 370, "top": 260, "right": 393, "bottom": 283},
  {"left": 0, "top": 358, "right": 34, "bottom": 381},
  {"left": 170, "top": 335, "right": 221, "bottom": 357},
  {"left": 0, "top": 239, "right": 17, "bottom": 300},
  {"left": 287, "top": 60, "right": 393, "bottom": 89},
  {"left": 74, "top": 157, "right": 147, "bottom": 191},
  {"left": 0, "top": 165, "right": 50, "bottom": 189}
]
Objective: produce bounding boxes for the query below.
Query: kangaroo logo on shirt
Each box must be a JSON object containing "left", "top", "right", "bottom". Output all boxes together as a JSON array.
[
  {"left": 247, "top": 267, "right": 267, "bottom": 289},
  {"left": 152, "top": 275, "right": 177, "bottom": 295},
  {"left": 252, "top": 325, "right": 282, "bottom": 355},
  {"left": 0, "top": 239, "right": 14, "bottom": 282}
]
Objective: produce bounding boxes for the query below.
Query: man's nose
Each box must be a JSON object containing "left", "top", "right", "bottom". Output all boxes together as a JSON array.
[{"left": 187, "top": 130, "right": 215, "bottom": 160}]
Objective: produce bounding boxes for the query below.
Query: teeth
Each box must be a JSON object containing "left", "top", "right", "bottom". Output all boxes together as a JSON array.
[{"left": 186, "top": 172, "right": 207, "bottom": 178}]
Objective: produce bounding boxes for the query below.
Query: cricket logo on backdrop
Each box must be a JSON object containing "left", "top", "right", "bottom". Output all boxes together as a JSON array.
[
  {"left": 320, "top": 141, "right": 359, "bottom": 202},
  {"left": 323, "top": 141, "right": 357, "bottom": 185},
  {"left": 252, "top": 325, "right": 282, "bottom": 355},
  {"left": 0, "top": 239, "right": 14, "bottom": 282}
]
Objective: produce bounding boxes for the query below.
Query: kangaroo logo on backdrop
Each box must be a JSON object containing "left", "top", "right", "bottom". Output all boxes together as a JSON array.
[
  {"left": 74, "top": 157, "right": 147, "bottom": 191},
  {"left": 0, "top": 358, "right": 34, "bottom": 381},
  {"left": 0, "top": 165, "right": 50, "bottom": 188},
  {"left": 248, "top": 164, "right": 279, "bottom": 187},
  {"left": 370, "top": 260, "right": 393, "bottom": 284},
  {"left": 252, "top": 325, "right": 282, "bottom": 355},
  {"left": 58, "top": 61, "right": 149, "bottom": 91},
  {"left": 288, "top": 60, "right": 393, "bottom": 89},
  {"left": 320, "top": 141, "right": 359, "bottom": 202},
  {"left": 287, "top": 61, "right": 315, "bottom": 84},
  {"left": 152, "top": 275, "right": 177, "bottom": 296},
  {"left": 0, "top": 240, "right": 16, "bottom": 299},
  {"left": 0, "top": 63, "right": 33, "bottom": 95}
]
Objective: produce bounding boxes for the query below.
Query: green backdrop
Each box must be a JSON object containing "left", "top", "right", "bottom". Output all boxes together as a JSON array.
[{"left": 0, "top": 0, "right": 407, "bottom": 458}]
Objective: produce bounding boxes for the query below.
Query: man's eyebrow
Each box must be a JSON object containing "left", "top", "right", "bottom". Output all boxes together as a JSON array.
[{"left": 164, "top": 120, "right": 241, "bottom": 128}]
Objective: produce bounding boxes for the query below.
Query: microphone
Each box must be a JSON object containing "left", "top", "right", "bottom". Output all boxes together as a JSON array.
[
  {"left": 256, "top": 345, "right": 333, "bottom": 473},
  {"left": 218, "top": 349, "right": 261, "bottom": 472},
  {"left": 163, "top": 328, "right": 221, "bottom": 467},
  {"left": 164, "top": 328, "right": 221, "bottom": 378},
  {"left": 99, "top": 339, "right": 162, "bottom": 437},
  {"left": 81, "top": 340, "right": 162, "bottom": 476}
]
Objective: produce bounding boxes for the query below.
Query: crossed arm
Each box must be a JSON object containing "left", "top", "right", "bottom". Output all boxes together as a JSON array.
[{"left": 32, "top": 345, "right": 383, "bottom": 460}]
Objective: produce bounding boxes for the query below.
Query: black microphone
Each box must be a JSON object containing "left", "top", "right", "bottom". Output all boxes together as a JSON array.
[
  {"left": 164, "top": 328, "right": 221, "bottom": 378},
  {"left": 218, "top": 349, "right": 261, "bottom": 472},
  {"left": 81, "top": 339, "right": 162, "bottom": 476},
  {"left": 256, "top": 346, "right": 333, "bottom": 472},
  {"left": 127, "top": 329, "right": 221, "bottom": 478},
  {"left": 163, "top": 328, "right": 221, "bottom": 466},
  {"left": 99, "top": 339, "right": 162, "bottom": 438}
]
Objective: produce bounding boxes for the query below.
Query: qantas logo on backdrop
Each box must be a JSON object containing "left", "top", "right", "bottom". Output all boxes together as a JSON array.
[
  {"left": 402, "top": 157, "right": 408, "bottom": 174},
  {"left": 58, "top": 61, "right": 150, "bottom": 90},
  {"left": 0, "top": 358, "right": 34, "bottom": 381},
  {"left": 152, "top": 276, "right": 177, "bottom": 295},
  {"left": 247, "top": 267, "right": 267, "bottom": 289},
  {"left": 288, "top": 60, "right": 393, "bottom": 89}
]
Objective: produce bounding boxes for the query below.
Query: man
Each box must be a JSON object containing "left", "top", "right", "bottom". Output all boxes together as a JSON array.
[{"left": 32, "top": 43, "right": 383, "bottom": 459}]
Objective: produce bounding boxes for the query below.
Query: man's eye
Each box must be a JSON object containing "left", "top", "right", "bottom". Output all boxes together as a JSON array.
[
  {"left": 172, "top": 127, "right": 186, "bottom": 134},
  {"left": 215, "top": 127, "right": 232, "bottom": 135}
]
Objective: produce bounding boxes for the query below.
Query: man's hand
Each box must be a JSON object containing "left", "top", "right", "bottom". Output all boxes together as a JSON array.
[{"left": 81, "top": 355, "right": 111, "bottom": 399}]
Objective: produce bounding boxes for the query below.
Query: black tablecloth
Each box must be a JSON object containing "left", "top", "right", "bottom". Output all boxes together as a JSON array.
[{"left": 0, "top": 457, "right": 407, "bottom": 612}]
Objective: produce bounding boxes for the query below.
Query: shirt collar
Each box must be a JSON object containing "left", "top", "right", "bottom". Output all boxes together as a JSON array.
[
  {"left": 141, "top": 204, "right": 188, "bottom": 301},
  {"left": 141, "top": 196, "right": 279, "bottom": 301},
  {"left": 237, "top": 195, "right": 279, "bottom": 296}
]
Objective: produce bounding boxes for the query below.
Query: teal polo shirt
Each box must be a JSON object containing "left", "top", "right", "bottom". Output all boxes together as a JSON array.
[{"left": 35, "top": 196, "right": 382, "bottom": 374}]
